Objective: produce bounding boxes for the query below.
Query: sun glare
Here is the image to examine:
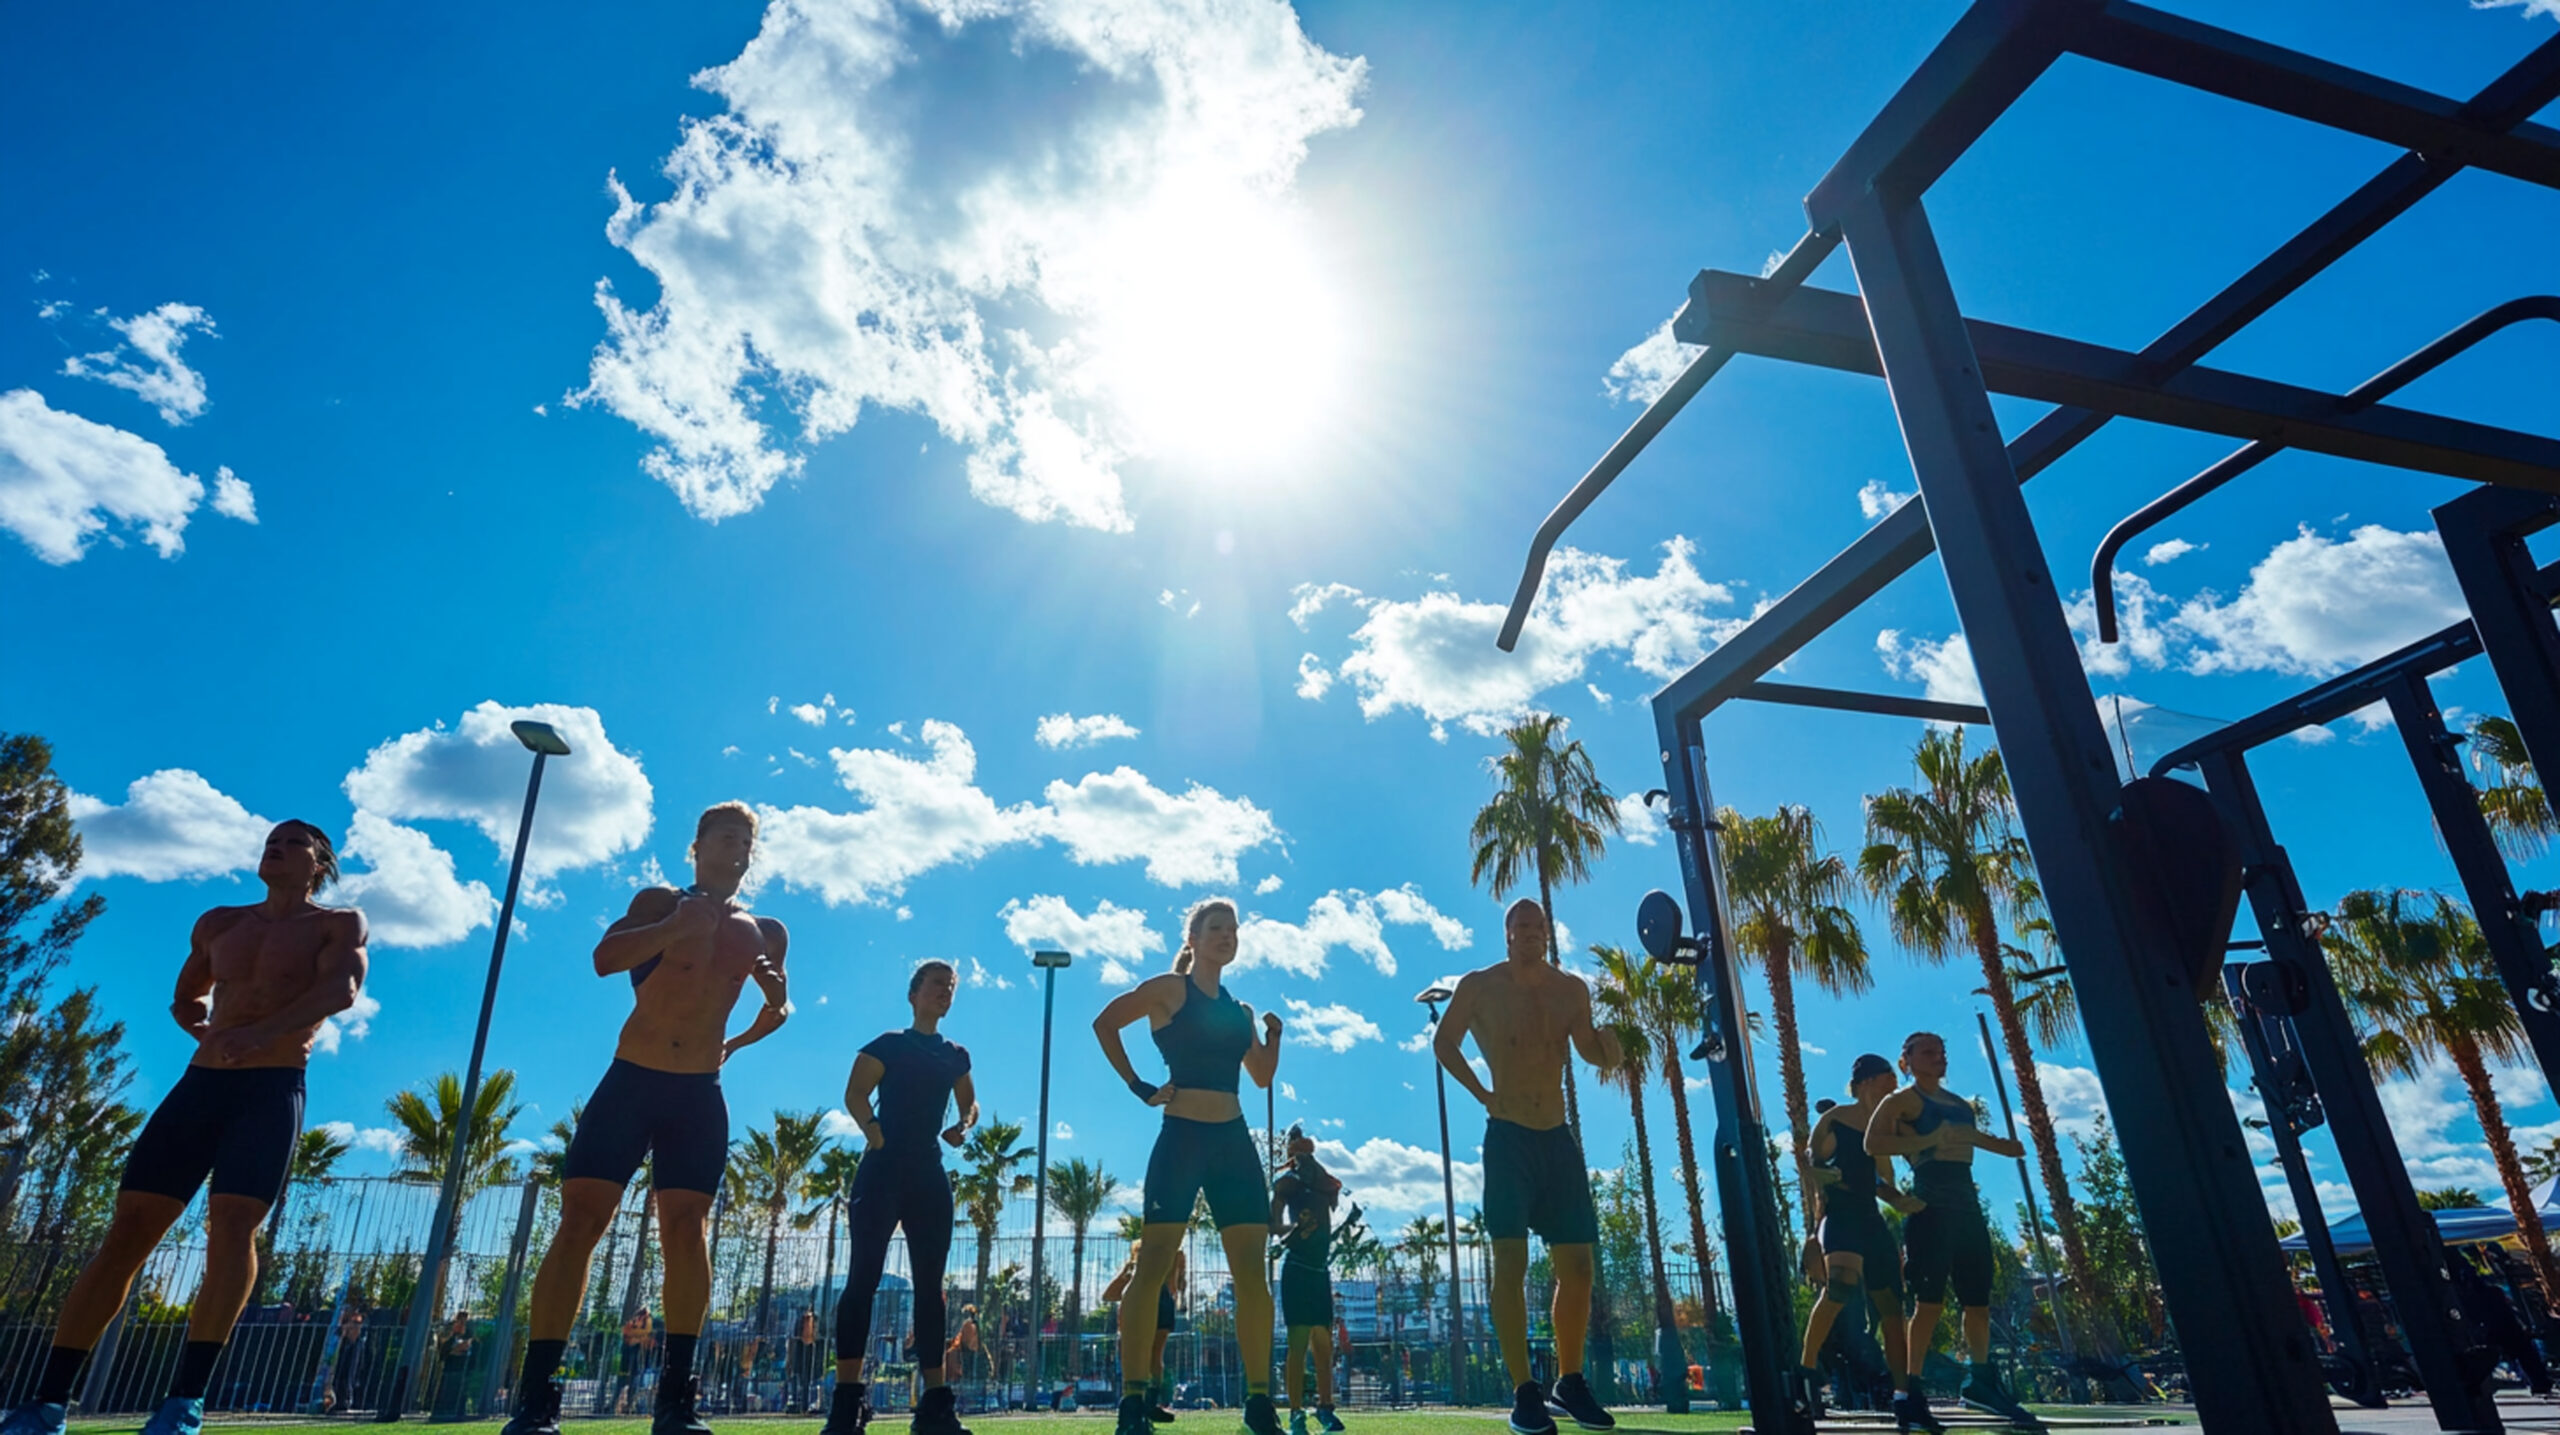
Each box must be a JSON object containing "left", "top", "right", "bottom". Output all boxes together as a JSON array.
[{"left": 1089, "top": 185, "right": 1349, "bottom": 473}]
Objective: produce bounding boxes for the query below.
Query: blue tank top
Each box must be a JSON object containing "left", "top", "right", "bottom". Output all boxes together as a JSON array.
[
  {"left": 1909, "top": 1089, "right": 1979, "bottom": 1201},
  {"left": 1151, "top": 978, "right": 1252, "bottom": 1093}
]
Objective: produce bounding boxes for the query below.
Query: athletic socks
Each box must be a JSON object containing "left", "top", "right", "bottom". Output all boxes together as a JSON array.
[
  {"left": 171, "top": 1342, "right": 223, "bottom": 1401},
  {"left": 662, "top": 1334, "right": 699, "bottom": 1388},
  {"left": 35, "top": 1346, "right": 87, "bottom": 1405},
  {"left": 522, "top": 1339, "right": 567, "bottom": 1388}
]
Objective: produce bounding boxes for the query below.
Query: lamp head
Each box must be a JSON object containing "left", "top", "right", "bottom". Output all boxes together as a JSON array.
[
  {"left": 1032, "top": 949, "right": 1073, "bottom": 969},
  {"left": 1415, "top": 985, "right": 1454, "bottom": 1005},
  {"left": 512, "top": 720, "right": 572, "bottom": 757}
]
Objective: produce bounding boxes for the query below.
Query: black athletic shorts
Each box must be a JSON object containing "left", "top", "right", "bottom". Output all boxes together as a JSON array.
[
  {"left": 1142, "top": 1116, "right": 1265, "bottom": 1227},
  {"left": 121, "top": 1064, "right": 305, "bottom": 1210},
  {"left": 562, "top": 1059, "right": 729, "bottom": 1194},
  {"left": 1282, "top": 1260, "right": 1334, "bottom": 1329},
  {"left": 1903, "top": 1182, "right": 1993, "bottom": 1307},
  {"left": 1482, "top": 1118, "right": 1598, "bottom": 1246},
  {"left": 1818, "top": 1203, "right": 1902, "bottom": 1295}
]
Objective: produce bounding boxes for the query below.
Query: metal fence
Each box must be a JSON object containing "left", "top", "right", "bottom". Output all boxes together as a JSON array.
[{"left": 0, "top": 1176, "right": 1743, "bottom": 1419}]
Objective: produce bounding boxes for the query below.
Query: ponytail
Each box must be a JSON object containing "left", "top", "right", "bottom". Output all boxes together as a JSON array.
[{"left": 1174, "top": 897, "right": 1237, "bottom": 974}]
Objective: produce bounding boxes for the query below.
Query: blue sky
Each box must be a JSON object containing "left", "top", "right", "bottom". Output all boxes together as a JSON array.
[{"left": 7, "top": 0, "right": 2560, "bottom": 1238}]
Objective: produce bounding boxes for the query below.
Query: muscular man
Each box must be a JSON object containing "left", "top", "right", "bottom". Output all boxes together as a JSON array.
[
  {"left": 1434, "top": 899, "right": 1621, "bottom": 1435},
  {"left": 1269, "top": 1127, "right": 1346, "bottom": 1435},
  {"left": 1, "top": 822, "right": 367, "bottom": 1435},
  {"left": 503, "top": 802, "right": 789, "bottom": 1435}
]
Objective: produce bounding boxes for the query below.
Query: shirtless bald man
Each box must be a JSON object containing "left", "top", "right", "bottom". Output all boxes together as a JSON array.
[
  {"left": 1, "top": 822, "right": 367, "bottom": 1435},
  {"left": 1434, "top": 899, "right": 1622, "bottom": 1435},
  {"left": 504, "top": 802, "right": 790, "bottom": 1435}
]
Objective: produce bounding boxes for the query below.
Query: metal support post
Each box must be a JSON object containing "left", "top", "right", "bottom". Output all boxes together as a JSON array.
[
  {"left": 482, "top": 1180, "right": 545, "bottom": 1414},
  {"left": 1028, "top": 961, "right": 1060, "bottom": 1412},
  {"left": 1425, "top": 1001, "right": 1468, "bottom": 1407},
  {"left": 1828, "top": 184, "right": 2331, "bottom": 1428},
  {"left": 2383, "top": 672, "right": 2560, "bottom": 1087},
  {"left": 2436, "top": 486, "right": 2560, "bottom": 828},
  {"left": 1974, "top": 1013, "right": 2071, "bottom": 1368},
  {"left": 2197, "top": 748, "right": 2497, "bottom": 1431}
]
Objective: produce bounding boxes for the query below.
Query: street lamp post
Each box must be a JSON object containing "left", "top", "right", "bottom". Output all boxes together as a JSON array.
[
  {"left": 1026, "top": 948, "right": 1073, "bottom": 1412},
  {"left": 1415, "top": 987, "right": 1467, "bottom": 1407},
  {"left": 380, "top": 720, "right": 571, "bottom": 1421}
]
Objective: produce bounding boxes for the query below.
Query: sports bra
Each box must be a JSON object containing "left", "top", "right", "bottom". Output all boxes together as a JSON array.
[
  {"left": 1151, "top": 978, "right": 1252, "bottom": 1094},
  {"left": 1820, "top": 1111, "right": 1881, "bottom": 1203}
]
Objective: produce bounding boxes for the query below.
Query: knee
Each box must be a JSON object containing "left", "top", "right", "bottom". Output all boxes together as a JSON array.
[
  {"left": 205, "top": 1197, "right": 269, "bottom": 1252},
  {"left": 1548, "top": 1246, "right": 1594, "bottom": 1282},
  {"left": 1490, "top": 1241, "right": 1530, "bottom": 1282}
]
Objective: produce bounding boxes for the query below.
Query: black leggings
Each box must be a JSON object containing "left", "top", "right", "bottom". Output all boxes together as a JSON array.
[{"left": 836, "top": 1153, "right": 955, "bottom": 1365}]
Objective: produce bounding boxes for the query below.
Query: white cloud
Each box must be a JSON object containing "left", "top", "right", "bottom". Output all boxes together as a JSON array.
[
  {"left": 1288, "top": 583, "right": 1362, "bottom": 629},
  {"left": 0, "top": 389, "right": 240, "bottom": 563},
  {"left": 756, "top": 721, "right": 1038, "bottom": 906},
  {"left": 1294, "top": 654, "right": 1335, "bottom": 701},
  {"left": 1315, "top": 1135, "right": 1481, "bottom": 1214},
  {"left": 1298, "top": 539, "right": 1739, "bottom": 738},
  {"left": 1857, "top": 478, "right": 1913, "bottom": 521},
  {"left": 312, "top": 991, "right": 382, "bottom": 1056},
  {"left": 61, "top": 302, "right": 215, "bottom": 424},
  {"left": 1053, "top": 1120, "right": 1074, "bottom": 1141},
  {"left": 316, "top": 1120, "right": 407, "bottom": 1158},
  {"left": 1615, "top": 792, "right": 1665, "bottom": 847},
  {"left": 1602, "top": 314, "right": 1697, "bottom": 407},
  {"left": 1255, "top": 874, "right": 1284, "bottom": 895},
  {"left": 332, "top": 811, "right": 498, "bottom": 949},
  {"left": 2173, "top": 526, "right": 2465, "bottom": 677},
  {"left": 575, "top": 0, "right": 1365, "bottom": 532},
  {"left": 999, "top": 894, "right": 1165, "bottom": 967},
  {"left": 2141, "top": 538, "right": 2197, "bottom": 566},
  {"left": 2473, "top": 0, "right": 2560, "bottom": 21},
  {"left": 961, "top": 956, "right": 1014, "bottom": 990},
  {"left": 1283, "top": 999, "right": 1382, "bottom": 1053},
  {"left": 1876, "top": 628, "right": 1983, "bottom": 708},
  {"left": 790, "top": 702, "right": 828, "bottom": 727},
  {"left": 1035, "top": 713, "right": 1141, "bottom": 750},
  {"left": 209, "top": 467, "right": 256, "bottom": 524},
  {"left": 818, "top": 1108, "right": 863, "bottom": 1142},
  {"left": 68, "top": 770, "right": 271, "bottom": 883},
  {"left": 2035, "top": 1063, "right": 2111, "bottom": 1141},
  {"left": 1238, "top": 884, "right": 1470, "bottom": 979},
  {"left": 1037, "top": 768, "right": 1278, "bottom": 887},
  {"left": 344, "top": 702, "right": 655, "bottom": 881}
]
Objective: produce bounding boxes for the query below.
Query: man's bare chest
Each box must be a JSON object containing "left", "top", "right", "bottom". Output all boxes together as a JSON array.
[
  {"left": 208, "top": 915, "right": 327, "bottom": 987},
  {"left": 639, "top": 915, "right": 764, "bottom": 996}
]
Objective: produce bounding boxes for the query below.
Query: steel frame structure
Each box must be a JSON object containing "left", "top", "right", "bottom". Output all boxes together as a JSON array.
[{"left": 1496, "top": 3, "right": 2560, "bottom": 1430}]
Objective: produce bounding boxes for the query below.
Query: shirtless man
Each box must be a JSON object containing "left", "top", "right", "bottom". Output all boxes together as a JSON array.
[
  {"left": 1, "top": 822, "right": 367, "bottom": 1435},
  {"left": 504, "top": 802, "right": 789, "bottom": 1435},
  {"left": 1433, "top": 899, "right": 1622, "bottom": 1435}
]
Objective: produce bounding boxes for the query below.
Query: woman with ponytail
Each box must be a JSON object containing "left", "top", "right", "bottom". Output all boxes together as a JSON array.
[{"left": 1093, "top": 900, "right": 1284, "bottom": 1435}]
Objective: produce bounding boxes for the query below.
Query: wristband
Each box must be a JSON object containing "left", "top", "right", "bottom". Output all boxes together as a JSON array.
[{"left": 1128, "top": 1077, "right": 1161, "bottom": 1103}]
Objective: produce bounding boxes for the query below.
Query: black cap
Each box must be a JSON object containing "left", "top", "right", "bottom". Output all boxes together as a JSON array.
[{"left": 1851, "top": 1053, "right": 1894, "bottom": 1085}]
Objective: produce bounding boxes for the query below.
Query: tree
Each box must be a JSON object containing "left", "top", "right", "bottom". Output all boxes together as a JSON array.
[
  {"left": 1468, "top": 713, "right": 1621, "bottom": 1142},
  {"left": 2329, "top": 889, "right": 2560, "bottom": 1298},
  {"left": 731, "top": 1112, "right": 827, "bottom": 1337},
  {"left": 955, "top": 1117, "right": 1036, "bottom": 1339},
  {"left": 386, "top": 1068, "right": 524, "bottom": 1321},
  {"left": 0, "top": 734, "right": 106, "bottom": 1129},
  {"left": 1590, "top": 946, "right": 1680, "bottom": 1344},
  {"left": 529, "top": 1103, "right": 585, "bottom": 1189},
  {"left": 800, "top": 1142, "right": 862, "bottom": 1349},
  {"left": 2418, "top": 1187, "right": 2489, "bottom": 1211},
  {"left": 1860, "top": 725, "right": 2102, "bottom": 1340},
  {"left": 2070, "top": 1116, "right": 2169, "bottom": 1349},
  {"left": 1721, "top": 804, "right": 1869, "bottom": 1236},
  {"left": 2469, "top": 714, "right": 2557, "bottom": 860},
  {"left": 11, "top": 988, "right": 136, "bottom": 1243},
  {"left": 1045, "top": 1157, "right": 1119, "bottom": 1373},
  {"left": 1635, "top": 971, "right": 1720, "bottom": 1332},
  {"left": 258, "top": 1126, "right": 352, "bottom": 1300}
]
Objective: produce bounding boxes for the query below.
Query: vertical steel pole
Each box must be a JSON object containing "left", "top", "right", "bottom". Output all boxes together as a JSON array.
[
  {"left": 1028, "top": 964, "right": 1058, "bottom": 1412},
  {"left": 382, "top": 752, "right": 548, "bottom": 1419},
  {"left": 481, "top": 1181, "right": 544, "bottom": 1414},
  {"left": 1832, "top": 186, "right": 2332, "bottom": 1429},
  {"left": 2436, "top": 488, "right": 2560, "bottom": 821},
  {"left": 1426, "top": 1001, "right": 1466, "bottom": 1406},
  {"left": 1973, "top": 1013, "right": 2071, "bottom": 1365}
]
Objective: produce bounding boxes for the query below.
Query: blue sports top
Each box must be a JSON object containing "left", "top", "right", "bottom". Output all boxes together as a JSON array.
[
  {"left": 1908, "top": 1088, "right": 1980, "bottom": 1200},
  {"left": 1151, "top": 979, "right": 1252, "bottom": 1094},
  {"left": 860, "top": 1029, "right": 971, "bottom": 1153}
]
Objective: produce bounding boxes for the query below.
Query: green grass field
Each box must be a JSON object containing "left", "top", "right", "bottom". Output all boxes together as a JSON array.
[{"left": 68, "top": 1407, "right": 2196, "bottom": 1435}]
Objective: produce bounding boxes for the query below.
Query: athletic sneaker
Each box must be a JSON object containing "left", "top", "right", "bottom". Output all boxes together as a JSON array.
[
  {"left": 1148, "top": 1401, "right": 1176, "bottom": 1425},
  {"left": 0, "top": 1404, "right": 66, "bottom": 1435},
  {"left": 1313, "top": 1409, "right": 1344, "bottom": 1434},
  {"left": 1289, "top": 1408, "right": 1308, "bottom": 1435},
  {"left": 139, "top": 1397, "right": 204, "bottom": 1435},
  {"left": 1894, "top": 1388, "right": 1948, "bottom": 1435},
  {"left": 651, "top": 1375, "right": 715, "bottom": 1435},
  {"left": 822, "top": 1382, "right": 870, "bottom": 1435},
  {"left": 1117, "top": 1393, "right": 1155, "bottom": 1435},
  {"left": 503, "top": 1377, "right": 564, "bottom": 1435},
  {"left": 1789, "top": 1366, "right": 1825, "bottom": 1422},
  {"left": 1960, "top": 1369, "right": 2041, "bottom": 1429},
  {"left": 1507, "top": 1382, "right": 1556, "bottom": 1435},
  {"left": 910, "top": 1384, "right": 969, "bottom": 1435},
  {"left": 1545, "top": 1372, "right": 1613, "bottom": 1432},
  {"left": 1242, "top": 1393, "right": 1283, "bottom": 1435}
]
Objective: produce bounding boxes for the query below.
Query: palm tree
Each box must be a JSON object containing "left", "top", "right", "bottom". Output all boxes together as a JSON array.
[
  {"left": 1399, "top": 1214, "right": 1450, "bottom": 1389},
  {"left": 1860, "top": 726, "right": 2102, "bottom": 1337},
  {"left": 1045, "top": 1158, "right": 1119, "bottom": 1375},
  {"left": 257, "top": 1126, "right": 351, "bottom": 1300},
  {"left": 1722, "top": 803, "right": 1870, "bottom": 1237},
  {"left": 386, "top": 1069, "right": 525, "bottom": 1320},
  {"left": 1624, "top": 953, "right": 1721, "bottom": 1330},
  {"left": 800, "top": 1144, "right": 862, "bottom": 1348},
  {"left": 2329, "top": 889, "right": 2560, "bottom": 1297},
  {"left": 733, "top": 1112, "right": 827, "bottom": 1338},
  {"left": 529, "top": 1103, "right": 585, "bottom": 1189},
  {"left": 1591, "top": 947, "right": 1679, "bottom": 1346},
  {"left": 955, "top": 1117, "right": 1037, "bottom": 1341},
  {"left": 1468, "top": 712, "right": 1622, "bottom": 1141},
  {"left": 2470, "top": 714, "right": 2558, "bottom": 860}
]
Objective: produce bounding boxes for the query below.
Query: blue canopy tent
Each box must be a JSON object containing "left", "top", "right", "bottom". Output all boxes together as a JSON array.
[{"left": 2280, "top": 1175, "right": 2560, "bottom": 1256}]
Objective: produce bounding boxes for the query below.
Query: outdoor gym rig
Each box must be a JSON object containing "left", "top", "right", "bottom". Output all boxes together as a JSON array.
[{"left": 1494, "top": 3, "right": 2560, "bottom": 1432}]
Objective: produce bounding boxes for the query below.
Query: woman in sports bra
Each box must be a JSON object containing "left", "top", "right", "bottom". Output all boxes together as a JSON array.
[
  {"left": 1865, "top": 1031, "right": 2033, "bottom": 1430},
  {"left": 1093, "top": 899, "right": 1284, "bottom": 1435},
  {"left": 1797, "top": 1055, "right": 1927, "bottom": 1428}
]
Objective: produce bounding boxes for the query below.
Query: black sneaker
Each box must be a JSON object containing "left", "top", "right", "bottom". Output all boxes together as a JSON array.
[
  {"left": 651, "top": 1375, "right": 714, "bottom": 1435},
  {"left": 1117, "top": 1394, "right": 1154, "bottom": 1435},
  {"left": 502, "top": 1379, "right": 562, "bottom": 1435},
  {"left": 1148, "top": 1385, "right": 1176, "bottom": 1424},
  {"left": 1960, "top": 1369, "right": 2040, "bottom": 1429},
  {"left": 1546, "top": 1373, "right": 1613, "bottom": 1432},
  {"left": 1896, "top": 1387, "right": 1948, "bottom": 1435},
  {"left": 822, "top": 1382, "right": 870, "bottom": 1435},
  {"left": 1313, "top": 1410, "right": 1344, "bottom": 1434},
  {"left": 1507, "top": 1382, "right": 1556, "bottom": 1435},
  {"left": 1789, "top": 1367, "right": 1825, "bottom": 1422},
  {"left": 910, "top": 1385, "right": 969, "bottom": 1435},
  {"left": 1242, "top": 1393, "right": 1283, "bottom": 1435}
]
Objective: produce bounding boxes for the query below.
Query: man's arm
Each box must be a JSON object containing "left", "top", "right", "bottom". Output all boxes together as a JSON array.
[
  {"left": 723, "top": 919, "right": 792, "bottom": 1060},
  {"left": 1563, "top": 976, "right": 1622, "bottom": 1072},
  {"left": 1432, "top": 977, "right": 1493, "bottom": 1107},
  {"left": 170, "top": 911, "right": 221, "bottom": 1042},
  {"left": 205, "top": 911, "right": 369, "bottom": 1066},
  {"left": 844, "top": 1053, "right": 887, "bottom": 1149},
  {"left": 593, "top": 888, "right": 690, "bottom": 976},
  {"left": 945, "top": 1070, "right": 980, "bottom": 1147}
]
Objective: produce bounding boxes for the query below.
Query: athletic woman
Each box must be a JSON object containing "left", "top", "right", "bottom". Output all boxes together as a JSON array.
[
  {"left": 1269, "top": 1127, "right": 1345, "bottom": 1435},
  {"left": 1799, "top": 1056, "right": 1930, "bottom": 1431},
  {"left": 1094, "top": 899, "right": 1284, "bottom": 1435},
  {"left": 825, "top": 961, "right": 976, "bottom": 1435},
  {"left": 1865, "top": 1032, "right": 2036, "bottom": 1430},
  {"left": 1102, "top": 1243, "right": 1186, "bottom": 1421}
]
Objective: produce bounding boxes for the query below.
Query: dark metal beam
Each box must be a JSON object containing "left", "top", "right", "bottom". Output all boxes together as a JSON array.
[
  {"left": 2076, "top": 2, "right": 2560, "bottom": 194},
  {"left": 1680, "top": 271, "right": 2560, "bottom": 490},
  {"left": 1737, "top": 681, "right": 1990, "bottom": 726},
  {"left": 2436, "top": 486, "right": 2560, "bottom": 838},
  {"left": 2150, "top": 622, "right": 2480, "bottom": 772}
]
